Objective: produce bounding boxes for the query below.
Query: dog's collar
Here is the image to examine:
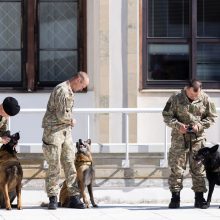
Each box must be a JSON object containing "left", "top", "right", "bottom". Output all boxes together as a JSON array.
[
  {"left": 82, "top": 161, "right": 92, "bottom": 165},
  {"left": 75, "top": 160, "right": 92, "bottom": 168},
  {"left": 212, "top": 167, "right": 220, "bottom": 173}
]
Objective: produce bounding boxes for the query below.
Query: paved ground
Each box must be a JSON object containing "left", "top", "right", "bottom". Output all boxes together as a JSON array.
[
  {"left": 1, "top": 187, "right": 220, "bottom": 220},
  {"left": 1, "top": 204, "right": 220, "bottom": 220}
]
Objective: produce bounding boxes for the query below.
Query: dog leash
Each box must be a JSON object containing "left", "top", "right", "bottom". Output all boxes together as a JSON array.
[{"left": 183, "top": 132, "right": 198, "bottom": 174}]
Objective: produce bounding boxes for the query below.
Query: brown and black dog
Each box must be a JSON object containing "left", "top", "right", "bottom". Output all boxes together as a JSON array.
[
  {"left": 0, "top": 131, "right": 23, "bottom": 210},
  {"left": 59, "top": 139, "right": 97, "bottom": 208}
]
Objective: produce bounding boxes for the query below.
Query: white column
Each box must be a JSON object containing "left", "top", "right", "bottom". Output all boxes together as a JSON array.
[
  {"left": 87, "top": 0, "right": 100, "bottom": 141},
  {"left": 109, "top": 0, "right": 127, "bottom": 143},
  {"left": 87, "top": 0, "right": 100, "bottom": 91}
]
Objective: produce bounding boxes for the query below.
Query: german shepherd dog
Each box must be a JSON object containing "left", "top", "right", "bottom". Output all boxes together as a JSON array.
[
  {"left": 59, "top": 139, "right": 97, "bottom": 208},
  {"left": 193, "top": 144, "right": 220, "bottom": 208},
  {"left": 0, "top": 131, "right": 23, "bottom": 210}
]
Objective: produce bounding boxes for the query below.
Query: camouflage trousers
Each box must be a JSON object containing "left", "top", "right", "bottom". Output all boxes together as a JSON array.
[
  {"left": 42, "top": 128, "right": 79, "bottom": 197},
  {"left": 168, "top": 137, "right": 207, "bottom": 193}
]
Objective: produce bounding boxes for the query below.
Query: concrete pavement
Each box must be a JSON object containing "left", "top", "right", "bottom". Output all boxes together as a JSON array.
[
  {"left": 1, "top": 204, "right": 220, "bottom": 220},
  {"left": 1, "top": 187, "right": 220, "bottom": 220}
]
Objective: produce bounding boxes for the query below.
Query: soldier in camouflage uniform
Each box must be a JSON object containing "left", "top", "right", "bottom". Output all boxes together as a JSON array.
[
  {"left": 42, "top": 72, "right": 89, "bottom": 210},
  {"left": 0, "top": 97, "right": 20, "bottom": 144},
  {"left": 162, "top": 80, "right": 217, "bottom": 209}
]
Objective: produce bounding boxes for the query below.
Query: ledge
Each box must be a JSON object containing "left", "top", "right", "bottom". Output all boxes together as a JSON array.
[{"left": 140, "top": 89, "right": 220, "bottom": 93}]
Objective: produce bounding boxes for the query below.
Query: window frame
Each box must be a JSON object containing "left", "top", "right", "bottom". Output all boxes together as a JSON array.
[
  {"left": 141, "top": 0, "right": 220, "bottom": 90},
  {"left": 0, "top": 0, "right": 87, "bottom": 92}
]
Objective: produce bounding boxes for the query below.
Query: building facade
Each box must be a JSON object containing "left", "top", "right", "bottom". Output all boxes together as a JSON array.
[{"left": 0, "top": 0, "right": 219, "bottom": 153}]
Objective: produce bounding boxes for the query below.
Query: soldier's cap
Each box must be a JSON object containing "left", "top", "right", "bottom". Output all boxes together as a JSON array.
[{"left": 3, "top": 97, "right": 20, "bottom": 116}]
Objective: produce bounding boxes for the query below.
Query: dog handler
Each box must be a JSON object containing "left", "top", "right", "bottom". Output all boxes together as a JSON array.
[
  {"left": 162, "top": 79, "right": 217, "bottom": 209},
  {"left": 42, "top": 72, "right": 89, "bottom": 210},
  {"left": 0, "top": 97, "right": 20, "bottom": 144}
]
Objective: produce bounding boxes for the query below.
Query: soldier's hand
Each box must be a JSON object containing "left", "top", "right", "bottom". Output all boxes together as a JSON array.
[
  {"left": 70, "top": 118, "right": 76, "bottom": 127},
  {"left": 179, "top": 124, "right": 188, "bottom": 134},
  {"left": 1, "top": 136, "right": 11, "bottom": 144},
  {"left": 192, "top": 124, "right": 199, "bottom": 133}
]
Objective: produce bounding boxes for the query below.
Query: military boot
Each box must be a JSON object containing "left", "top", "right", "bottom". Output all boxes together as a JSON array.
[
  {"left": 168, "top": 192, "right": 180, "bottom": 208},
  {"left": 48, "top": 196, "right": 58, "bottom": 210},
  {"left": 194, "top": 192, "right": 208, "bottom": 209},
  {"left": 69, "top": 195, "right": 86, "bottom": 209}
]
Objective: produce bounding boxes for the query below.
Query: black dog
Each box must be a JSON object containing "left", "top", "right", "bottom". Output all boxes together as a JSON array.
[{"left": 193, "top": 144, "right": 220, "bottom": 208}]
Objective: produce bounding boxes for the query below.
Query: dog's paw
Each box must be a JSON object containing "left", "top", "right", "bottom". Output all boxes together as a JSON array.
[
  {"left": 6, "top": 206, "right": 12, "bottom": 210},
  {"left": 93, "top": 204, "right": 98, "bottom": 208}
]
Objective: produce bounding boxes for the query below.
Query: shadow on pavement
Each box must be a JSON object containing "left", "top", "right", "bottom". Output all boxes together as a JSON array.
[{"left": 88, "top": 204, "right": 220, "bottom": 210}]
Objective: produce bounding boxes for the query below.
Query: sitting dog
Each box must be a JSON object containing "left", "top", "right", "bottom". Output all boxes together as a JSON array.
[
  {"left": 0, "top": 131, "right": 23, "bottom": 210},
  {"left": 59, "top": 139, "right": 97, "bottom": 208},
  {"left": 193, "top": 144, "right": 220, "bottom": 208}
]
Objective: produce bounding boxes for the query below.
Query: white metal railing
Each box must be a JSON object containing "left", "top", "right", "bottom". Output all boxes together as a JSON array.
[{"left": 8, "top": 107, "right": 220, "bottom": 168}]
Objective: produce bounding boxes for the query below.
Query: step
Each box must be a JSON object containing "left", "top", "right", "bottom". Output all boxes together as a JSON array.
[
  {"left": 21, "top": 166, "right": 171, "bottom": 179},
  {"left": 21, "top": 165, "right": 193, "bottom": 180},
  {"left": 21, "top": 177, "right": 193, "bottom": 190},
  {"left": 17, "top": 153, "right": 191, "bottom": 180},
  {"left": 18, "top": 152, "right": 165, "bottom": 167}
]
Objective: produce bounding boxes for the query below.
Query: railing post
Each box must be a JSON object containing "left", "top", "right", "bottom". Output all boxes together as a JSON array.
[
  {"left": 87, "top": 114, "right": 90, "bottom": 139},
  {"left": 122, "top": 113, "right": 130, "bottom": 168},
  {"left": 165, "top": 125, "right": 168, "bottom": 163},
  {"left": 160, "top": 124, "right": 168, "bottom": 167}
]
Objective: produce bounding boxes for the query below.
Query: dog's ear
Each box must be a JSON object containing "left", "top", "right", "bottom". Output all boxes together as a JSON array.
[
  {"left": 13, "top": 132, "right": 20, "bottom": 141},
  {"left": 86, "top": 139, "right": 92, "bottom": 151},
  {"left": 210, "top": 144, "right": 219, "bottom": 153},
  {"left": 79, "top": 139, "right": 83, "bottom": 145},
  {"left": 76, "top": 141, "right": 79, "bottom": 150},
  {"left": 16, "top": 132, "right": 20, "bottom": 140},
  {"left": 87, "top": 139, "right": 91, "bottom": 145}
]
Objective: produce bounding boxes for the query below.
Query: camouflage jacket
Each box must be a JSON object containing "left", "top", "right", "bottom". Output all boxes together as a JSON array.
[
  {"left": 0, "top": 116, "right": 7, "bottom": 143},
  {"left": 162, "top": 89, "right": 217, "bottom": 140},
  {"left": 42, "top": 81, "right": 74, "bottom": 131}
]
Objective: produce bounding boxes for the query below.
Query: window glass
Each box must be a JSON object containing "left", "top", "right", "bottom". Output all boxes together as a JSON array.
[
  {"left": 39, "top": 2, "right": 77, "bottom": 49},
  {"left": 148, "top": 44, "right": 189, "bottom": 80},
  {"left": 39, "top": 0, "right": 78, "bottom": 83},
  {"left": 39, "top": 51, "right": 78, "bottom": 82},
  {"left": 197, "top": 0, "right": 220, "bottom": 37},
  {"left": 0, "top": 1, "right": 21, "bottom": 83},
  {"left": 197, "top": 43, "right": 220, "bottom": 80},
  {"left": 148, "top": 0, "right": 189, "bottom": 37}
]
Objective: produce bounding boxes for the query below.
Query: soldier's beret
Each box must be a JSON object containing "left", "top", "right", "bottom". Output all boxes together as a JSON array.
[{"left": 3, "top": 97, "right": 20, "bottom": 116}]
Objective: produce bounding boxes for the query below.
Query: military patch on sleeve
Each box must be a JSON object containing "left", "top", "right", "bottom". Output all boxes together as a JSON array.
[
  {"left": 163, "top": 102, "right": 171, "bottom": 112},
  {"left": 211, "top": 102, "right": 217, "bottom": 113}
]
